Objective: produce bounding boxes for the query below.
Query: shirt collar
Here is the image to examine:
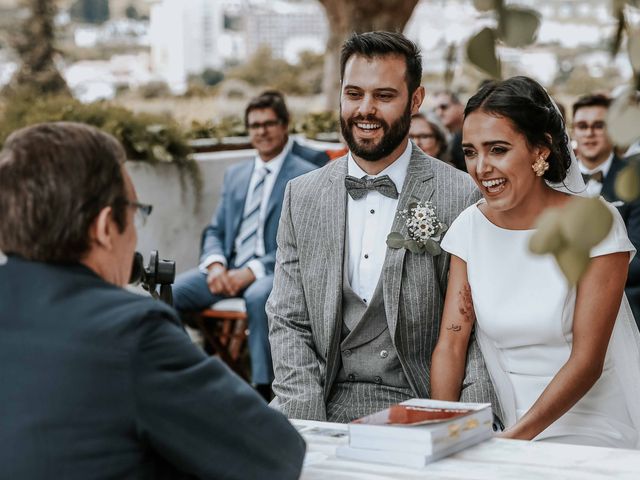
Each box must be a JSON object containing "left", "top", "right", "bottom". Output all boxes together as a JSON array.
[
  {"left": 578, "top": 152, "right": 614, "bottom": 177},
  {"left": 254, "top": 137, "right": 290, "bottom": 177},
  {"left": 347, "top": 140, "right": 412, "bottom": 194}
]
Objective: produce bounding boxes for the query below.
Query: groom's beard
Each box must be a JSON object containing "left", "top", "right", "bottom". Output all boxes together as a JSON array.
[{"left": 340, "top": 101, "right": 412, "bottom": 162}]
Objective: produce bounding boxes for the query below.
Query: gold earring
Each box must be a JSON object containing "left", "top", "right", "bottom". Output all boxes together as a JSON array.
[{"left": 532, "top": 156, "right": 549, "bottom": 177}]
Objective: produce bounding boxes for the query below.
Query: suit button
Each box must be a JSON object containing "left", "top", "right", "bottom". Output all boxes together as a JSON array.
[
  {"left": 380, "top": 350, "right": 389, "bottom": 359},
  {"left": 374, "top": 376, "right": 382, "bottom": 384},
  {"left": 348, "top": 374, "right": 356, "bottom": 381},
  {"left": 344, "top": 349, "right": 352, "bottom": 357}
]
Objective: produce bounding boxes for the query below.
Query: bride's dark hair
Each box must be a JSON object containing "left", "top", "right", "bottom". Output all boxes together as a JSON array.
[{"left": 464, "top": 76, "right": 571, "bottom": 183}]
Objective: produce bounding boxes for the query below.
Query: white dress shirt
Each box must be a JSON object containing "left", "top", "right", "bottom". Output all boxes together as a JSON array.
[
  {"left": 346, "top": 141, "right": 412, "bottom": 304},
  {"left": 578, "top": 152, "right": 613, "bottom": 198},
  {"left": 200, "top": 138, "right": 291, "bottom": 278}
]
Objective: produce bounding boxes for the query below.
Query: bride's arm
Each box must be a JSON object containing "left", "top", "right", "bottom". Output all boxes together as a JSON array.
[
  {"left": 430, "top": 254, "right": 476, "bottom": 400},
  {"left": 501, "top": 251, "right": 628, "bottom": 440}
]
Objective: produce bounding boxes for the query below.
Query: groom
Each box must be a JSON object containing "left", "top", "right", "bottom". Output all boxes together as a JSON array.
[{"left": 267, "top": 31, "right": 498, "bottom": 422}]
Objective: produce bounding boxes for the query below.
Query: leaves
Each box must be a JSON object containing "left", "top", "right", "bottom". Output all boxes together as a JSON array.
[
  {"left": 424, "top": 239, "right": 442, "bottom": 256},
  {"left": 404, "top": 239, "right": 424, "bottom": 254},
  {"left": 497, "top": 7, "right": 541, "bottom": 48},
  {"left": 615, "top": 162, "right": 640, "bottom": 202},
  {"left": 607, "top": 87, "right": 640, "bottom": 146},
  {"left": 628, "top": 29, "right": 640, "bottom": 72},
  {"left": 555, "top": 247, "right": 591, "bottom": 287},
  {"left": 467, "top": 27, "right": 501, "bottom": 79},
  {"left": 528, "top": 209, "right": 564, "bottom": 255},
  {"left": 386, "top": 232, "right": 405, "bottom": 249},
  {"left": 472, "top": 0, "right": 497, "bottom": 12},
  {"left": 529, "top": 197, "right": 614, "bottom": 286}
]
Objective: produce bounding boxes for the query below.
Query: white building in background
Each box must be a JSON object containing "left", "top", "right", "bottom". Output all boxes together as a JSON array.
[
  {"left": 148, "top": 0, "right": 325, "bottom": 93},
  {"left": 148, "top": 0, "right": 245, "bottom": 94}
]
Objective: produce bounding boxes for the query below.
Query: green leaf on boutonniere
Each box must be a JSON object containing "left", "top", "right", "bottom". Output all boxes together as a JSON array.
[
  {"left": 407, "top": 201, "right": 419, "bottom": 212},
  {"left": 404, "top": 239, "right": 424, "bottom": 254},
  {"left": 437, "top": 223, "right": 448, "bottom": 236},
  {"left": 424, "top": 238, "right": 442, "bottom": 256},
  {"left": 386, "top": 232, "right": 405, "bottom": 249}
]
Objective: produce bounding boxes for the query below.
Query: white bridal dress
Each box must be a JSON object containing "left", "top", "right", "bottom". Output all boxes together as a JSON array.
[{"left": 441, "top": 198, "right": 640, "bottom": 448}]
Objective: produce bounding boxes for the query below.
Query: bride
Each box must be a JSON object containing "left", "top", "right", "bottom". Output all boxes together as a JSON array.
[{"left": 430, "top": 76, "right": 640, "bottom": 448}]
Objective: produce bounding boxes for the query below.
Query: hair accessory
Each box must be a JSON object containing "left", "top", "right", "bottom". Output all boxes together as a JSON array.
[{"left": 532, "top": 156, "right": 549, "bottom": 177}]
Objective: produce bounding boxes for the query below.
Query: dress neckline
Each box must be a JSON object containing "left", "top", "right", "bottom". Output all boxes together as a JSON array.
[{"left": 474, "top": 201, "right": 535, "bottom": 233}]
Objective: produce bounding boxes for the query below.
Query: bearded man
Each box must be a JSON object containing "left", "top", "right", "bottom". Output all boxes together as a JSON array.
[{"left": 267, "top": 31, "right": 498, "bottom": 422}]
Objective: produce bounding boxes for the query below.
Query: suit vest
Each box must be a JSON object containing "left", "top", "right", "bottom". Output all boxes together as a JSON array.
[{"left": 326, "top": 244, "right": 413, "bottom": 422}]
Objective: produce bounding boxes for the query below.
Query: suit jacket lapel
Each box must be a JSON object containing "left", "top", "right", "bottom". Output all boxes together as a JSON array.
[
  {"left": 231, "top": 161, "right": 254, "bottom": 239},
  {"left": 383, "top": 146, "right": 435, "bottom": 338},
  {"left": 321, "top": 157, "right": 348, "bottom": 389}
]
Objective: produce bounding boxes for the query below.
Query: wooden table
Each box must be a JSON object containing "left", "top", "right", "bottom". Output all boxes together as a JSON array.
[{"left": 294, "top": 419, "right": 640, "bottom": 479}]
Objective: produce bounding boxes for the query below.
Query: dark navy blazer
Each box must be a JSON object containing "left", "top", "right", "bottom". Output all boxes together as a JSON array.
[
  {"left": 602, "top": 155, "right": 640, "bottom": 326},
  {"left": 200, "top": 151, "right": 316, "bottom": 273},
  {"left": 0, "top": 256, "right": 305, "bottom": 479}
]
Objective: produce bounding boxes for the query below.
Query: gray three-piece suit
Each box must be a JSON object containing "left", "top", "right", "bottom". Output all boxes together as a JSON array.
[{"left": 267, "top": 145, "right": 499, "bottom": 422}]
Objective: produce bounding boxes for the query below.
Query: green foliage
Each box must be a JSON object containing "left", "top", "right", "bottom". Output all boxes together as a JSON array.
[
  {"left": 188, "top": 116, "right": 246, "bottom": 140},
  {"left": 0, "top": 94, "right": 202, "bottom": 208},
  {"left": 529, "top": 197, "right": 614, "bottom": 285},
  {"left": 227, "top": 46, "right": 324, "bottom": 95},
  {"left": 6, "top": 0, "right": 69, "bottom": 97},
  {"left": 298, "top": 111, "right": 339, "bottom": 140},
  {"left": 201, "top": 68, "right": 225, "bottom": 87}
]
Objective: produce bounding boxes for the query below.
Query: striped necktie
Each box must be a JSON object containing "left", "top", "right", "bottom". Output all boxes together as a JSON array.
[{"left": 234, "top": 166, "right": 270, "bottom": 268}]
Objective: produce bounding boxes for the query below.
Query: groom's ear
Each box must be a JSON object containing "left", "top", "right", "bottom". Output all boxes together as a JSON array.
[{"left": 411, "top": 86, "right": 426, "bottom": 114}]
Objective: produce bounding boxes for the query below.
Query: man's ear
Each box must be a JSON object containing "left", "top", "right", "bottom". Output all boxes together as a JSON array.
[
  {"left": 90, "top": 206, "right": 115, "bottom": 251},
  {"left": 411, "top": 86, "right": 426, "bottom": 115}
]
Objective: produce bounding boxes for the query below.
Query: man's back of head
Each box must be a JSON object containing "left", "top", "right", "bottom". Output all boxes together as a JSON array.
[{"left": 0, "top": 122, "right": 127, "bottom": 263}]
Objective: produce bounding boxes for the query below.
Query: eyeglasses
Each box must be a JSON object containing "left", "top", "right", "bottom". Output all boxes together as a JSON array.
[
  {"left": 435, "top": 103, "right": 450, "bottom": 111},
  {"left": 573, "top": 121, "right": 606, "bottom": 133},
  {"left": 247, "top": 119, "right": 282, "bottom": 131},
  {"left": 410, "top": 133, "right": 436, "bottom": 141},
  {"left": 123, "top": 200, "right": 153, "bottom": 228}
]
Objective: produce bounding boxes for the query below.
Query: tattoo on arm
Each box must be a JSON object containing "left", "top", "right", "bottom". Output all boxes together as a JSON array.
[
  {"left": 457, "top": 282, "right": 476, "bottom": 323},
  {"left": 447, "top": 324, "right": 462, "bottom": 332}
]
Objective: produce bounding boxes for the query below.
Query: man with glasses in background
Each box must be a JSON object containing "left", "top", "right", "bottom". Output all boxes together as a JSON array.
[
  {"left": 432, "top": 90, "right": 466, "bottom": 171},
  {"left": 173, "top": 92, "right": 316, "bottom": 400},
  {"left": 572, "top": 93, "right": 640, "bottom": 326},
  {"left": 0, "top": 122, "right": 306, "bottom": 479}
]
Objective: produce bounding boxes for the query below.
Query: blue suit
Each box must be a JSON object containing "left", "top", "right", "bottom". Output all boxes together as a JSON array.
[
  {"left": 0, "top": 255, "right": 305, "bottom": 479},
  {"left": 174, "top": 150, "right": 316, "bottom": 384}
]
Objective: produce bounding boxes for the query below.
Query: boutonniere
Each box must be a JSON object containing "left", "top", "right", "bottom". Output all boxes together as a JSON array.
[{"left": 386, "top": 201, "right": 447, "bottom": 255}]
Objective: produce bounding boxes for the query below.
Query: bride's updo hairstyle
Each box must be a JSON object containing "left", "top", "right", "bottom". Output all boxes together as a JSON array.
[{"left": 464, "top": 76, "right": 571, "bottom": 183}]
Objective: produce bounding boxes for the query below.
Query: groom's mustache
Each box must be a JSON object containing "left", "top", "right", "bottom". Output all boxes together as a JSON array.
[{"left": 347, "top": 114, "right": 389, "bottom": 132}]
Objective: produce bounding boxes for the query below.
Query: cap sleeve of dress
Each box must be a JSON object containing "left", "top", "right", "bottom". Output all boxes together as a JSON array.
[
  {"left": 441, "top": 204, "right": 475, "bottom": 262},
  {"left": 591, "top": 199, "right": 636, "bottom": 263}
]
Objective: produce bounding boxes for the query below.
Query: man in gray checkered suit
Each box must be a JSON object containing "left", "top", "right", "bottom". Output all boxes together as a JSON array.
[{"left": 267, "top": 32, "right": 499, "bottom": 423}]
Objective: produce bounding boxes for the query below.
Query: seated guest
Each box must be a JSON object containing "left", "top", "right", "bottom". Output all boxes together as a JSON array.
[
  {"left": 572, "top": 93, "right": 640, "bottom": 325},
  {"left": 0, "top": 122, "right": 305, "bottom": 479},
  {"left": 173, "top": 92, "right": 316, "bottom": 399},
  {"left": 260, "top": 90, "right": 331, "bottom": 167},
  {"left": 409, "top": 112, "right": 449, "bottom": 161}
]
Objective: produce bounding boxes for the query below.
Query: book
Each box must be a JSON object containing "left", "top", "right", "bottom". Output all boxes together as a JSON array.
[
  {"left": 348, "top": 399, "right": 493, "bottom": 456},
  {"left": 336, "top": 426, "right": 493, "bottom": 468}
]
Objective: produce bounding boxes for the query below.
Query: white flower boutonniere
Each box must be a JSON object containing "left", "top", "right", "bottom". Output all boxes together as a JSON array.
[{"left": 386, "top": 201, "right": 447, "bottom": 255}]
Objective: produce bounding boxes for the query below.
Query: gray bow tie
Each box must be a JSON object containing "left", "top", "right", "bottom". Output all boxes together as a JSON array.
[{"left": 344, "top": 175, "right": 399, "bottom": 200}]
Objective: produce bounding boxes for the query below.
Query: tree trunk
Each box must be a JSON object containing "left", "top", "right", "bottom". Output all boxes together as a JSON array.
[
  {"left": 5, "top": 0, "right": 69, "bottom": 97},
  {"left": 319, "top": 0, "right": 420, "bottom": 110}
]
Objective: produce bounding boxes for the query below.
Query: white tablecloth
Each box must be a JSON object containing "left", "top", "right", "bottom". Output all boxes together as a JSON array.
[{"left": 294, "top": 419, "right": 640, "bottom": 479}]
